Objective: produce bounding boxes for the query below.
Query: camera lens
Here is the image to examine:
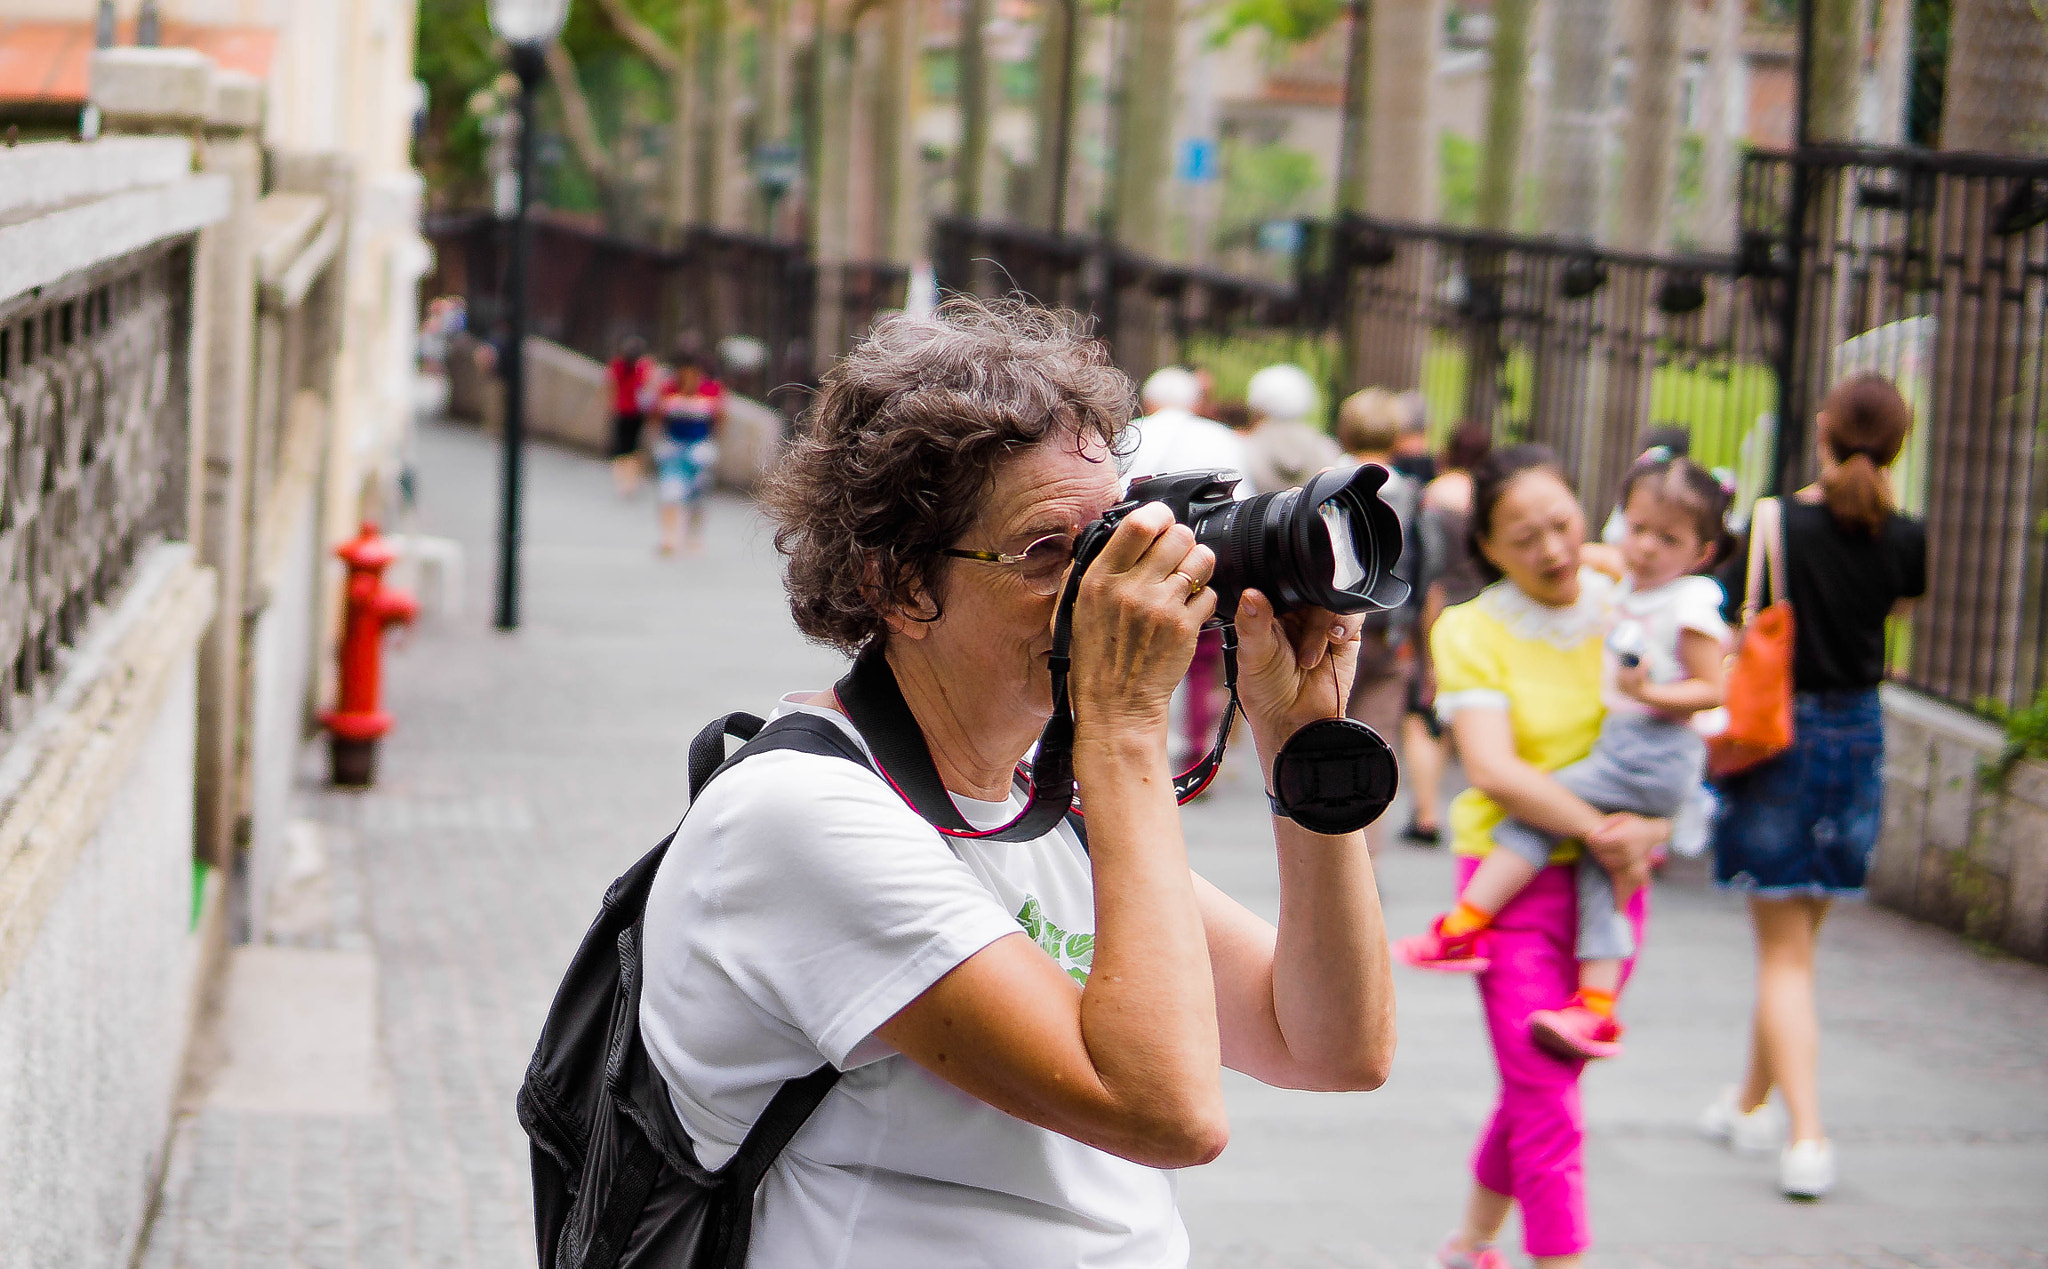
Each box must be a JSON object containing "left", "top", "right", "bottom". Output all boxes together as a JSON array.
[{"left": 1186, "top": 464, "right": 1409, "bottom": 617}]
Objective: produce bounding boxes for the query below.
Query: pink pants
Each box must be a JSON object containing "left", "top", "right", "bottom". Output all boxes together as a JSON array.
[
  {"left": 1183, "top": 629, "right": 1226, "bottom": 760},
  {"left": 1457, "top": 856, "right": 1650, "bottom": 1259}
]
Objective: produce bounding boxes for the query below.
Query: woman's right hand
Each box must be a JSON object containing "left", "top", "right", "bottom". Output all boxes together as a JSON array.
[
  {"left": 1587, "top": 812, "right": 1668, "bottom": 899},
  {"left": 1068, "top": 503, "right": 1218, "bottom": 735}
]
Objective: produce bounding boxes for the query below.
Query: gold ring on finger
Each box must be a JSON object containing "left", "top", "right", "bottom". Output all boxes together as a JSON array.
[{"left": 1175, "top": 571, "right": 1206, "bottom": 600}]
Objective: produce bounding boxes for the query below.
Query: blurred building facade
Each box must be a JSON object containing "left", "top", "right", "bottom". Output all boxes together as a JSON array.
[{"left": 0, "top": 4, "right": 427, "bottom": 1265}]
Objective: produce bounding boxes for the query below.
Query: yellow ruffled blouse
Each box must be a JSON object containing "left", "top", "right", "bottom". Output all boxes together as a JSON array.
[{"left": 1431, "top": 568, "right": 1617, "bottom": 863}]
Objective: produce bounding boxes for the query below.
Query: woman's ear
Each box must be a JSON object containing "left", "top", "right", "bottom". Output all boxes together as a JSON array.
[{"left": 868, "top": 556, "right": 937, "bottom": 641}]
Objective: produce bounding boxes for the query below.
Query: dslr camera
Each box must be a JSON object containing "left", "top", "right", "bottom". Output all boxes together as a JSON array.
[{"left": 1071, "top": 465, "right": 1411, "bottom": 619}]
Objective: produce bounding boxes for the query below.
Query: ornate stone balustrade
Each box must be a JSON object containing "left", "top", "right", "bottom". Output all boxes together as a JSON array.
[{"left": 0, "top": 246, "right": 194, "bottom": 742}]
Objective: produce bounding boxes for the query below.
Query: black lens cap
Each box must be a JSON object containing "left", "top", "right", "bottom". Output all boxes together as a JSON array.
[{"left": 1270, "top": 717, "right": 1399, "bottom": 835}]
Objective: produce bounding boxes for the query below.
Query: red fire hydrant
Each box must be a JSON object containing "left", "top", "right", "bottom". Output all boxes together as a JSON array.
[{"left": 322, "top": 522, "right": 419, "bottom": 787}]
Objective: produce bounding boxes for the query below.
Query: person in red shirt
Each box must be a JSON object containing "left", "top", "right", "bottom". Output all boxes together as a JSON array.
[
  {"left": 607, "top": 336, "right": 655, "bottom": 496},
  {"left": 652, "top": 356, "right": 725, "bottom": 555}
]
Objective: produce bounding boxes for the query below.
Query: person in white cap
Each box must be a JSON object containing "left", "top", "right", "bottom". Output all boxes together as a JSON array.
[
  {"left": 1243, "top": 363, "right": 1341, "bottom": 495},
  {"left": 1122, "top": 366, "right": 1248, "bottom": 494}
]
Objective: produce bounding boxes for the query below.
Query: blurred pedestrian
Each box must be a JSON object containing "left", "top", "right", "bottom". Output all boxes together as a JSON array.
[
  {"left": 1122, "top": 367, "right": 1249, "bottom": 493},
  {"left": 1334, "top": 388, "right": 1425, "bottom": 851},
  {"left": 1242, "top": 364, "right": 1340, "bottom": 495},
  {"left": 1420, "top": 445, "right": 1668, "bottom": 1269},
  {"left": 1391, "top": 390, "right": 1438, "bottom": 484},
  {"left": 1405, "top": 421, "right": 1495, "bottom": 844},
  {"left": 1700, "top": 374, "right": 1926, "bottom": 1201},
  {"left": 1124, "top": 367, "right": 1250, "bottom": 771},
  {"left": 1210, "top": 399, "right": 1252, "bottom": 434},
  {"left": 1398, "top": 457, "right": 1733, "bottom": 1065},
  {"left": 652, "top": 354, "right": 724, "bottom": 556},
  {"left": 607, "top": 335, "right": 655, "bottom": 498}
]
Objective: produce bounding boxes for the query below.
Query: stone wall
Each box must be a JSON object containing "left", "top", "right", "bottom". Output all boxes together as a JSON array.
[
  {"left": 0, "top": 548, "right": 221, "bottom": 1269},
  {"left": 1872, "top": 686, "right": 2048, "bottom": 963}
]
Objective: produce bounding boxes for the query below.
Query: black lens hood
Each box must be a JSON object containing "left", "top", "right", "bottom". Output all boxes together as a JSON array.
[{"left": 1269, "top": 717, "right": 1399, "bottom": 835}]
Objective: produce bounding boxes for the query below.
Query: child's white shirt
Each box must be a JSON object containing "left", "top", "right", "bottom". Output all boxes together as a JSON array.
[{"left": 1602, "top": 574, "right": 1731, "bottom": 721}]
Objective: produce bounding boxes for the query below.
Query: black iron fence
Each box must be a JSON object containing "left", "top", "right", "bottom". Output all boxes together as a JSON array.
[
  {"left": 429, "top": 147, "right": 2048, "bottom": 714},
  {"left": 1325, "top": 215, "right": 1783, "bottom": 522},
  {"left": 932, "top": 217, "right": 1330, "bottom": 392},
  {"left": 424, "top": 213, "right": 905, "bottom": 411},
  {"left": 1738, "top": 145, "right": 2048, "bottom": 714}
]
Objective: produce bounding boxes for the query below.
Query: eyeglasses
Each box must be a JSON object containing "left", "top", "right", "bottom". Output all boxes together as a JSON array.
[{"left": 941, "top": 533, "right": 1077, "bottom": 596}]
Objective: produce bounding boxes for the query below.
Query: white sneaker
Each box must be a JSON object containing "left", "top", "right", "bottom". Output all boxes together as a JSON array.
[
  {"left": 1697, "top": 1087, "right": 1786, "bottom": 1152},
  {"left": 1779, "top": 1138, "right": 1836, "bottom": 1198}
]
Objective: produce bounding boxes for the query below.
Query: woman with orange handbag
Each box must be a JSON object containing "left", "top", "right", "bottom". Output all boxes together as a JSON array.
[{"left": 1700, "top": 375, "right": 1926, "bottom": 1201}]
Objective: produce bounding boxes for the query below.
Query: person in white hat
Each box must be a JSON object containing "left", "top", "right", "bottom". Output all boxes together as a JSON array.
[
  {"left": 1121, "top": 366, "right": 1248, "bottom": 494},
  {"left": 1242, "top": 363, "right": 1341, "bottom": 495}
]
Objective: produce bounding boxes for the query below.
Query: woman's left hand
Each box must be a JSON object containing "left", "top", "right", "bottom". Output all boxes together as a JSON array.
[
  {"left": 1233, "top": 588, "right": 1364, "bottom": 750},
  {"left": 1586, "top": 812, "right": 1667, "bottom": 899}
]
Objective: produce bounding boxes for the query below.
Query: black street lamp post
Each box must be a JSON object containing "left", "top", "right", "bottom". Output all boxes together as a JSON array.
[{"left": 487, "top": 0, "right": 568, "bottom": 632}]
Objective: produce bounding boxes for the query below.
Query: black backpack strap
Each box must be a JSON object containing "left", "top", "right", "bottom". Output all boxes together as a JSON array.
[
  {"left": 689, "top": 712, "right": 765, "bottom": 801},
  {"left": 712, "top": 1063, "right": 842, "bottom": 1266}
]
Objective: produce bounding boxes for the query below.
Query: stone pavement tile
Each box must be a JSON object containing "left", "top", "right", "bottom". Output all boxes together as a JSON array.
[{"left": 134, "top": 419, "right": 2048, "bottom": 1268}]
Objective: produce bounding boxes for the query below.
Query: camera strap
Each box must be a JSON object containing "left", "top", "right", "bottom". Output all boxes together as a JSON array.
[{"left": 832, "top": 607, "right": 1242, "bottom": 844}]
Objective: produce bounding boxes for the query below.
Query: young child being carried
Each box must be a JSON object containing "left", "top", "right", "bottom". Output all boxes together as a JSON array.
[{"left": 1396, "top": 456, "right": 1732, "bottom": 1061}]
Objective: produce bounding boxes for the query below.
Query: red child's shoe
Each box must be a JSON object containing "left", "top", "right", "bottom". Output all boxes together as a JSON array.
[
  {"left": 1393, "top": 916, "right": 1491, "bottom": 974},
  {"left": 1528, "top": 994, "right": 1626, "bottom": 1060}
]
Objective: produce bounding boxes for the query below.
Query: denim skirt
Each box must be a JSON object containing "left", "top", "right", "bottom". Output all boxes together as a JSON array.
[{"left": 1711, "top": 689, "right": 1884, "bottom": 899}]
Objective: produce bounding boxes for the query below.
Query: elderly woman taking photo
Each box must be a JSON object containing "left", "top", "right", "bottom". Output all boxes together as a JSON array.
[
  {"left": 635, "top": 301, "right": 1396, "bottom": 1266},
  {"left": 1418, "top": 446, "right": 1669, "bottom": 1269}
]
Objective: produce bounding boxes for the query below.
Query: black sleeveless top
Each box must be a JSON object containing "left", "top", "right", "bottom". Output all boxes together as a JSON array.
[{"left": 1718, "top": 500, "right": 1927, "bottom": 693}]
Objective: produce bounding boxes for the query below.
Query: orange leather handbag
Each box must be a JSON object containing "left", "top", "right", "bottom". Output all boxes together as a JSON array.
[{"left": 1708, "top": 497, "right": 1795, "bottom": 778}]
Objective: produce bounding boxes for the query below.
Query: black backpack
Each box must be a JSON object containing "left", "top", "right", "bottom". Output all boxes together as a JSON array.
[{"left": 517, "top": 710, "right": 869, "bottom": 1269}]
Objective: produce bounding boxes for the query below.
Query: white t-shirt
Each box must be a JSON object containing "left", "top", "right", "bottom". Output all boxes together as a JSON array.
[
  {"left": 639, "top": 696, "right": 1188, "bottom": 1269},
  {"left": 1603, "top": 574, "right": 1731, "bottom": 717},
  {"left": 1122, "top": 406, "right": 1249, "bottom": 494}
]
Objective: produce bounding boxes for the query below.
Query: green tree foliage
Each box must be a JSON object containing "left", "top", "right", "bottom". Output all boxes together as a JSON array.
[
  {"left": 414, "top": 0, "right": 499, "bottom": 208},
  {"left": 1210, "top": 0, "right": 1345, "bottom": 45},
  {"left": 1216, "top": 139, "right": 1321, "bottom": 247},
  {"left": 414, "top": 0, "right": 686, "bottom": 213},
  {"left": 1438, "top": 132, "right": 1479, "bottom": 226}
]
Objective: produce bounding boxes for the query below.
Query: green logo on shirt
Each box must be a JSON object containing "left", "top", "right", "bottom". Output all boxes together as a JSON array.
[{"left": 1015, "top": 897, "right": 1093, "bottom": 984}]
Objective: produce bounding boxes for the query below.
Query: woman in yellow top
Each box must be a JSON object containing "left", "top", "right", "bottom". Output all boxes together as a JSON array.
[{"left": 1417, "top": 446, "right": 1670, "bottom": 1269}]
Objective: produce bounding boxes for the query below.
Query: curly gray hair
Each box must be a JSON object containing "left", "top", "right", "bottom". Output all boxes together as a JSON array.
[{"left": 759, "top": 298, "right": 1134, "bottom": 653}]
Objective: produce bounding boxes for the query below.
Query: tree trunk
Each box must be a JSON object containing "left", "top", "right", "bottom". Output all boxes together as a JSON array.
[
  {"left": 1474, "top": 0, "right": 1535, "bottom": 233},
  {"left": 1690, "top": 0, "right": 1744, "bottom": 250},
  {"left": 1806, "top": 0, "right": 1870, "bottom": 143},
  {"left": 665, "top": 48, "right": 698, "bottom": 241},
  {"left": 1538, "top": 0, "right": 1613, "bottom": 241},
  {"left": 1367, "top": 0, "right": 1440, "bottom": 221},
  {"left": 1612, "top": 0, "right": 1682, "bottom": 252},
  {"left": 1942, "top": 0, "right": 2048, "bottom": 154},
  {"left": 1335, "top": 0, "right": 1373, "bottom": 217},
  {"left": 757, "top": 0, "right": 793, "bottom": 234},
  {"left": 875, "top": 0, "right": 924, "bottom": 265},
  {"left": 1111, "top": 0, "right": 1177, "bottom": 256},
  {"left": 699, "top": 0, "right": 738, "bottom": 228},
  {"left": 811, "top": 0, "right": 857, "bottom": 368},
  {"left": 1871, "top": 0, "right": 1911, "bottom": 144},
  {"left": 1031, "top": 0, "right": 1080, "bottom": 232},
  {"left": 956, "top": 0, "right": 992, "bottom": 219},
  {"left": 1466, "top": 0, "right": 1534, "bottom": 430},
  {"left": 1341, "top": 0, "right": 1439, "bottom": 397}
]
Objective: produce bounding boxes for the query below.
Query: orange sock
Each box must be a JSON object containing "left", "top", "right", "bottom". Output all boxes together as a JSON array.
[
  {"left": 1577, "top": 988, "right": 1617, "bottom": 1018},
  {"left": 1439, "top": 899, "right": 1495, "bottom": 938}
]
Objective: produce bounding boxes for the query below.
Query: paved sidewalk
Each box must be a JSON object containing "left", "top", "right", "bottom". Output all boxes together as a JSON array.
[{"left": 138, "top": 419, "right": 2048, "bottom": 1268}]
